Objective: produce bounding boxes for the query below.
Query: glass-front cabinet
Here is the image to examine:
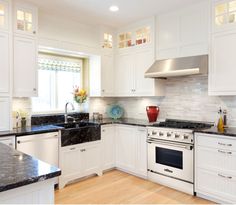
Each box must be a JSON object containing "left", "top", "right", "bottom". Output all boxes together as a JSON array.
[
  {"left": 214, "top": 0, "right": 236, "bottom": 29},
  {"left": 14, "top": 3, "right": 37, "bottom": 36},
  {"left": 118, "top": 25, "right": 152, "bottom": 49},
  {"left": 0, "top": 0, "right": 8, "bottom": 30}
]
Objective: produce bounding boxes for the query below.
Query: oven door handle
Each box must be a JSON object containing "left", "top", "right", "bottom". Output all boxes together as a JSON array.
[{"left": 147, "top": 139, "right": 193, "bottom": 150}]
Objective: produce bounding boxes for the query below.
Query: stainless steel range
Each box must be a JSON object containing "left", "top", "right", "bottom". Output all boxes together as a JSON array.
[{"left": 147, "top": 119, "right": 212, "bottom": 195}]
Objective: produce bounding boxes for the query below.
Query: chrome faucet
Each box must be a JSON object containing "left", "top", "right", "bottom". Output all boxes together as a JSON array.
[{"left": 65, "top": 102, "right": 75, "bottom": 123}]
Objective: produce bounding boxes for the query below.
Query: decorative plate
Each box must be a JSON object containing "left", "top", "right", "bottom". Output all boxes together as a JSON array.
[{"left": 107, "top": 105, "right": 124, "bottom": 119}]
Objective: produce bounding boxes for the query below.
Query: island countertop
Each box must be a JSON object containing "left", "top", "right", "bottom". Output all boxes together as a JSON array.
[{"left": 0, "top": 143, "right": 61, "bottom": 193}]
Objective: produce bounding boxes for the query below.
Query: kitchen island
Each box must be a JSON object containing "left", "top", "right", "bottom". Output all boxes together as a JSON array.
[{"left": 0, "top": 143, "right": 61, "bottom": 204}]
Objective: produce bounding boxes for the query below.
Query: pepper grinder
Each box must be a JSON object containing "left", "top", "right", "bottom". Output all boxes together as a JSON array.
[{"left": 223, "top": 109, "right": 228, "bottom": 128}]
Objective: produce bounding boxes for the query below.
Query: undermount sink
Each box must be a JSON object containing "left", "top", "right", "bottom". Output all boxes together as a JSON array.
[{"left": 57, "top": 121, "right": 98, "bottom": 129}]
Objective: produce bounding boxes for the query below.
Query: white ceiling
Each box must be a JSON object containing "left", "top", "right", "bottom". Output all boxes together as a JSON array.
[{"left": 26, "top": 0, "right": 206, "bottom": 28}]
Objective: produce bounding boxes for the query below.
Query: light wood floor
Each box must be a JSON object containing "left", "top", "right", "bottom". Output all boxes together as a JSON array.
[{"left": 55, "top": 170, "right": 213, "bottom": 204}]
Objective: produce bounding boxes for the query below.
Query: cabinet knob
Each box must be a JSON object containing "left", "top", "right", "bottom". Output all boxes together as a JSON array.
[
  {"left": 33, "top": 31, "right": 36, "bottom": 34},
  {"left": 17, "top": 141, "right": 20, "bottom": 144},
  {"left": 33, "top": 88, "right": 37, "bottom": 91},
  {"left": 102, "top": 89, "right": 105, "bottom": 92}
]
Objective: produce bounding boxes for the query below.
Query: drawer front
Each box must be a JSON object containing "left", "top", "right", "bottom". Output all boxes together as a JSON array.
[
  {"left": 196, "top": 168, "right": 236, "bottom": 203},
  {"left": 196, "top": 134, "right": 236, "bottom": 151},
  {"left": 196, "top": 146, "right": 236, "bottom": 174}
]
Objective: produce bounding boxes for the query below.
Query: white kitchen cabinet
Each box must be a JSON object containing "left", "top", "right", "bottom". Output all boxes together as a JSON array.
[
  {"left": 116, "top": 125, "right": 137, "bottom": 173},
  {"left": 115, "top": 52, "right": 134, "bottom": 96},
  {"left": 13, "top": 1, "right": 37, "bottom": 37},
  {"left": 101, "top": 54, "right": 114, "bottom": 96},
  {"left": 135, "top": 127, "right": 148, "bottom": 178},
  {"left": 209, "top": 30, "right": 236, "bottom": 95},
  {"left": 0, "top": 31, "right": 10, "bottom": 95},
  {"left": 157, "top": 1, "right": 209, "bottom": 60},
  {"left": 89, "top": 54, "right": 114, "bottom": 97},
  {"left": 212, "top": 0, "right": 236, "bottom": 33},
  {"left": 59, "top": 141, "right": 102, "bottom": 189},
  {"left": 115, "top": 125, "right": 148, "bottom": 178},
  {"left": 13, "top": 35, "right": 38, "bottom": 97},
  {"left": 195, "top": 133, "right": 236, "bottom": 203},
  {"left": 101, "top": 125, "right": 115, "bottom": 171},
  {"left": 0, "top": 97, "right": 10, "bottom": 131},
  {"left": 0, "top": 0, "right": 9, "bottom": 31},
  {"left": 0, "top": 136, "right": 15, "bottom": 148},
  {"left": 115, "top": 48, "right": 164, "bottom": 97}
]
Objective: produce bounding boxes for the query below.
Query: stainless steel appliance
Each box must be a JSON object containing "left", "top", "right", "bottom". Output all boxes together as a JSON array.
[{"left": 147, "top": 119, "right": 212, "bottom": 195}]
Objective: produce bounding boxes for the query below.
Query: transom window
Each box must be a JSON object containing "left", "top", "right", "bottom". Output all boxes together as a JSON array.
[
  {"left": 103, "top": 33, "right": 113, "bottom": 48},
  {"left": 17, "top": 9, "right": 33, "bottom": 32},
  {"left": 32, "top": 53, "right": 83, "bottom": 113}
]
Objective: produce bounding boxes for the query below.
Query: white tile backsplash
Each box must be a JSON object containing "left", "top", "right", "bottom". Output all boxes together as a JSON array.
[{"left": 13, "top": 75, "right": 236, "bottom": 126}]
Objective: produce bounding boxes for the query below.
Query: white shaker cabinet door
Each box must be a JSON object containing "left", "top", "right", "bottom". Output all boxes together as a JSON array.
[
  {"left": 209, "top": 31, "right": 236, "bottom": 95},
  {"left": 134, "top": 49, "right": 155, "bottom": 96},
  {"left": 0, "top": 32, "right": 9, "bottom": 95},
  {"left": 101, "top": 125, "right": 116, "bottom": 170},
  {"left": 115, "top": 53, "right": 134, "bottom": 96},
  {"left": 13, "top": 36, "right": 38, "bottom": 97}
]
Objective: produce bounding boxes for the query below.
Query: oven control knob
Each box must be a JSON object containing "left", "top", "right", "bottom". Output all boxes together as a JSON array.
[
  {"left": 152, "top": 131, "right": 157, "bottom": 135},
  {"left": 182, "top": 134, "right": 189, "bottom": 140},
  {"left": 159, "top": 132, "right": 164, "bottom": 137},
  {"left": 167, "top": 133, "right": 172, "bottom": 137},
  {"left": 175, "top": 134, "right": 180, "bottom": 138}
]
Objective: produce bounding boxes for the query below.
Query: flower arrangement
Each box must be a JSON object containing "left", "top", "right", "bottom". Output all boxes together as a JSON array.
[{"left": 73, "top": 86, "right": 87, "bottom": 104}]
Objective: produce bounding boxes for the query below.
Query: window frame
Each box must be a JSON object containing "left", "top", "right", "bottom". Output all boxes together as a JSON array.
[{"left": 32, "top": 51, "right": 84, "bottom": 114}]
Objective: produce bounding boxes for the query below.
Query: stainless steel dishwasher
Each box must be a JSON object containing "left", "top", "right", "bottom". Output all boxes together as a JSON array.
[{"left": 16, "top": 132, "right": 59, "bottom": 168}]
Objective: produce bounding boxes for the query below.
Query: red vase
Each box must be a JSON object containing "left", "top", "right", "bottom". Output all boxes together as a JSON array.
[{"left": 146, "top": 106, "right": 159, "bottom": 122}]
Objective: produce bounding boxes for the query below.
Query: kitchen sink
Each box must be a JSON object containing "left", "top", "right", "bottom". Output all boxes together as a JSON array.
[
  {"left": 57, "top": 121, "right": 98, "bottom": 129},
  {"left": 57, "top": 121, "right": 101, "bottom": 147}
]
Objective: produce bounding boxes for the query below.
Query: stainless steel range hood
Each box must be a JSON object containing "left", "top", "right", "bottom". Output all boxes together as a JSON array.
[{"left": 145, "top": 55, "right": 208, "bottom": 78}]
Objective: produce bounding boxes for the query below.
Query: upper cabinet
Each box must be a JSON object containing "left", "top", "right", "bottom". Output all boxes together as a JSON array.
[
  {"left": 12, "top": 1, "right": 38, "bottom": 97},
  {"left": 13, "top": 2, "right": 37, "bottom": 37},
  {"left": 209, "top": 0, "right": 236, "bottom": 96},
  {"left": 0, "top": 0, "right": 9, "bottom": 31},
  {"left": 0, "top": 32, "right": 10, "bottom": 96},
  {"left": 213, "top": 0, "right": 236, "bottom": 32},
  {"left": 157, "top": 1, "right": 209, "bottom": 60}
]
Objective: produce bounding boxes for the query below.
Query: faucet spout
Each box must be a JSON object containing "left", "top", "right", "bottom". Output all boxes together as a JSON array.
[{"left": 65, "top": 102, "right": 75, "bottom": 123}]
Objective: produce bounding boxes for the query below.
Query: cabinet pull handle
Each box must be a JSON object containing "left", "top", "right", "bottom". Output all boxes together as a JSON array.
[
  {"left": 218, "top": 174, "right": 232, "bottom": 179},
  {"left": 33, "top": 88, "right": 37, "bottom": 91},
  {"left": 218, "top": 150, "right": 232, "bottom": 155},
  {"left": 70, "top": 147, "right": 76, "bottom": 150},
  {"left": 218, "top": 142, "right": 232, "bottom": 147},
  {"left": 80, "top": 149, "right": 86, "bottom": 152}
]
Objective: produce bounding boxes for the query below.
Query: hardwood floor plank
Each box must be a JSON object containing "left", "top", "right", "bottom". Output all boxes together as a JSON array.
[{"left": 55, "top": 170, "right": 213, "bottom": 204}]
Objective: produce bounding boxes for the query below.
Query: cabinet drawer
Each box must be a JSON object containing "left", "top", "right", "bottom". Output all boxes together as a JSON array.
[
  {"left": 196, "top": 146, "right": 236, "bottom": 174},
  {"left": 196, "top": 168, "right": 236, "bottom": 203},
  {"left": 196, "top": 134, "right": 236, "bottom": 151}
]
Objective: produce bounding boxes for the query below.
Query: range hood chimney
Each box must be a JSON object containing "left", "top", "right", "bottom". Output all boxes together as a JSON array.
[{"left": 145, "top": 55, "right": 208, "bottom": 78}]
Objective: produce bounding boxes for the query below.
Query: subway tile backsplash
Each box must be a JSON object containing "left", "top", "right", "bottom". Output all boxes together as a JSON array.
[{"left": 13, "top": 75, "right": 236, "bottom": 127}]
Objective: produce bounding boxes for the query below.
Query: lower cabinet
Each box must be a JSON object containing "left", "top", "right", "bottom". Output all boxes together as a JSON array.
[
  {"left": 59, "top": 141, "right": 102, "bottom": 189},
  {"left": 195, "top": 133, "right": 236, "bottom": 204},
  {"left": 101, "top": 125, "right": 116, "bottom": 170},
  {"left": 114, "top": 125, "right": 148, "bottom": 178}
]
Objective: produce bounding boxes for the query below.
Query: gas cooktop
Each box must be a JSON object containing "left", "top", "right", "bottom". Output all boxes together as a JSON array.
[{"left": 153, "top": 119, "right": 213, "bottom": 130}]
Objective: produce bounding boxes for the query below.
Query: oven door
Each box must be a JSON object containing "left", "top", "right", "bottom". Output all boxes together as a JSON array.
[{"left": 147, "top": 139, "right": 193, "bottom": 183}]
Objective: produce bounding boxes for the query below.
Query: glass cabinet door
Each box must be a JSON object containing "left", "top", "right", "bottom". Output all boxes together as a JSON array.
[
  {"left": 14, "top": 5, "right": 37, "bottom": 36},
  {"left": 214, "top": 0, "right": 236, "bottom": 27},
  {"left": 0, "top": 1, "right": 7, "bottom": 30}
]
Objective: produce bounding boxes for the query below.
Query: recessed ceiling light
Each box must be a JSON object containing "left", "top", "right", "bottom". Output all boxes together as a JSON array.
[{"left": 109, "top": 5, "right": 119, "bottom": 12}]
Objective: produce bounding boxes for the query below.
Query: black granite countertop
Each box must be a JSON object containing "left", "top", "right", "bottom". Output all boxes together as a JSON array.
[
  {"left": 0, "top": 125, "right": 63, "bottom": 138},
  {"left": 90, "top": 118, "right": 155, "bottom": 127},
  {"left": 0, "top": 143, "right": 61, "bottom": 193},
  {"left": 195, "top": 126, "right": 236, "bottom": 137}
]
